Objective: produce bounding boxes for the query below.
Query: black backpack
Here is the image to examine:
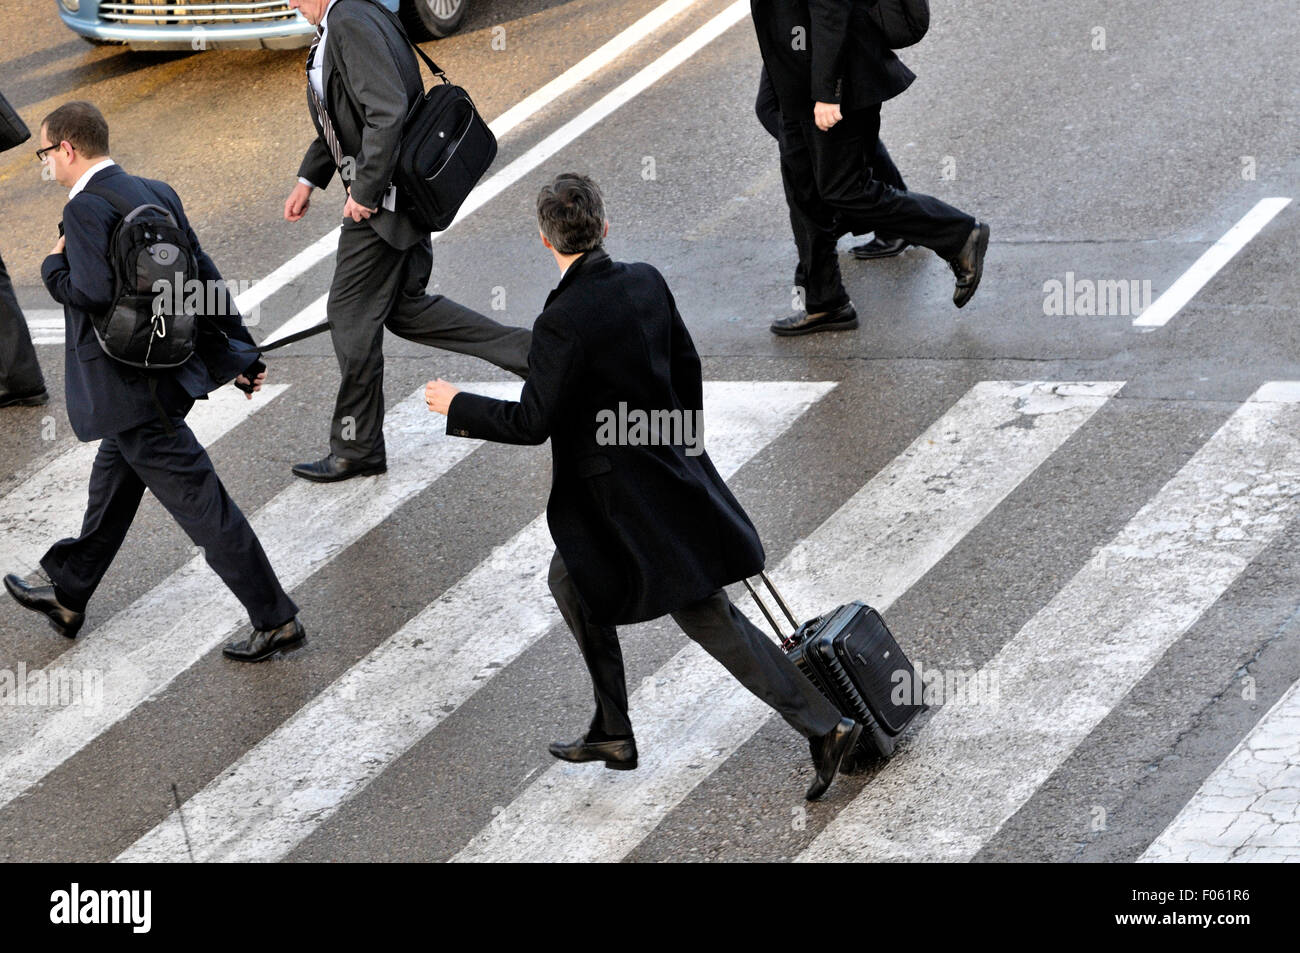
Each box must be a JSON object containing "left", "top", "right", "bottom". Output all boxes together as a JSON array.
[
  {"left": 869, "top": 0, "right": 931, "bottom": 49},
  {"left": 81, "top": 182, "right": 199, "bottom": 370}
]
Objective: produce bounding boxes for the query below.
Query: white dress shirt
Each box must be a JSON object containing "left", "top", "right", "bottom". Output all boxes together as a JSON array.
[{"left": 69, "top": 158, "right": 116, "bottom": 199}]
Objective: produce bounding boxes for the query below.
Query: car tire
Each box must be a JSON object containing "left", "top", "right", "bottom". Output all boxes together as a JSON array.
[{"left": 401, "top": 0, "right": 470, "bottom": 40}]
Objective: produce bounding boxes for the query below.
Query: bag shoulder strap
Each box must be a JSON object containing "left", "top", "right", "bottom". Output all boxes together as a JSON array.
[
  {"left": 358, "top": 0, "right": 450, "bottom": 85},
  {"left": 81, "top": 182, "right": 140, "bottom": 219}
]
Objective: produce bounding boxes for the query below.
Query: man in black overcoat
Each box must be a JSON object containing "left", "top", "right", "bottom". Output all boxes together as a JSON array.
[
  {"left": 751, "top": 0, "right": 990, "bottom": 335},
  {"left": 425, "top": 174, "right": 860, "bottom": 800}
]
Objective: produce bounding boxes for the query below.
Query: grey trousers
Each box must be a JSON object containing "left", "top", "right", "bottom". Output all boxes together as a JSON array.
[
  {"left": 0, "top": 250, "right": 46, "bottom": 397},
  {"left": 548, "top": 551, "right": 843, "bottom": 740},
  {"left": 326, "top": 221, "right": 532, "bottom": 462}
]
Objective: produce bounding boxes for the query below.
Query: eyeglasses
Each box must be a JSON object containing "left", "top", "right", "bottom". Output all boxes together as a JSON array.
[{"left": 35, "top": 144, "right": 60, "bottom": 163}]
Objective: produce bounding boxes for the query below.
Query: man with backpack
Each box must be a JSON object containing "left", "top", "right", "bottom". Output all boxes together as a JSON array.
[
  {"left": 3, "top": 101, "right": 304, "bottom": 663},
  {"left": 751, "top": 0, "right": 990, "bottom": 335}
]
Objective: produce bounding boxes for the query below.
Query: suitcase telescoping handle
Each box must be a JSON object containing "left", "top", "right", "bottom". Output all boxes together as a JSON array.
[{"left": 741, "top": 572, "right": 800, "bottom": 650}]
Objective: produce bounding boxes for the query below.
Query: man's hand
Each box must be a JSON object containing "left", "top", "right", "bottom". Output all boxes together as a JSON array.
[
  {"left": 814, "top": 101, "right": 843, "bottom": 132},
  {"left": 343, "top": 188, "right": 376, "bottom": 223},
  {"left": 50, "top": 235, "right": 66, "bottom": 256},
  {"left": 285, "top": 182, "right": 313, "bottom": 222},
  {"left": 235, "top": 368, "right": 267, "bottom": 400},
  {"left": 425, "top": 378, "right": 460, "bottom": 416}
]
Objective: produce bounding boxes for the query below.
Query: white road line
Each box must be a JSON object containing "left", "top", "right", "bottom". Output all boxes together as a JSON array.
[
  {"left": 0, "top": 382, "right": 519, "bottom": 812},
  {"left": 116, "top": 380, "right": 833, "bottom": 862},
  {"left": 242, "top": 0, "right": 705, "bottom": 322},
  {"left": 1140, "top": 677, "right": 1300, "bottom": 863},
  {"left": 261, "top": 0, "right": 751, "bottom": 347},
  {"left": 0, "top": 385, "right": 289, "bottom": 576},
  {"left": 453, "top": 381, "right": 1124, "bottom": 863},
  {"left": 802, "top": 382, "right": 1300, "bottom": 862},
  {"left": 1133, "top": 197, "right": 1292, "bottom": 329}
]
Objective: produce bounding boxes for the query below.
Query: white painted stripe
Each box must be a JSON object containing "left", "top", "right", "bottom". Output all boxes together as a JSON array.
[
  {"left": 0, "top": 385, "right": 288, "bottom": 576},
  {"left": 802, "top": 382, "right": 1300, "bottom": 862},
  {"left": 1141, "top": 677, "right": 1300, "bottom": 862},
  {"left": 239, "top": 0, "right": 705, "bottom": 319},
  {"left": 453, "top": 381, "right": 1125, "bottom": 863},
  {"left": 24, "top": 310, "right": 64, "bottom": 328},
  {"left": 259, "top": 1, "right": 750, "bottom": 349},
  {"left": 116, "top": 380, "right": 834, "bottom": 862},
  {"left": 1133, "top": 197, "right": 1292, "bottom": 329},
  {"left": 0, "top": 382, "right": 519, "bottom": 811}
]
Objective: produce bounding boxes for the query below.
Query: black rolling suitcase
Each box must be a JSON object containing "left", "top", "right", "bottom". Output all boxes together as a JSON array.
[{"left": 743, "top": 573, "right": 925, "bottom": 761}]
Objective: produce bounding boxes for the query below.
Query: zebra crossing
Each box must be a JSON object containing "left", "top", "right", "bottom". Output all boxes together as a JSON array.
[{"left": 2, "top": 373, "right": 1298, "bottom": 863}]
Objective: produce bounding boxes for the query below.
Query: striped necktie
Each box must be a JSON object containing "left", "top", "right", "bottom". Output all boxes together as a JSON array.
[{"left": 307, "top": 32, "right": 345, "bottom": 169}]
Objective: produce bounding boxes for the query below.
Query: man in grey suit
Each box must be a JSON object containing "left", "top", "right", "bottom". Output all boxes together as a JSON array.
[{"left": 284, "top": 0, "right": 531, "bottom": 482}]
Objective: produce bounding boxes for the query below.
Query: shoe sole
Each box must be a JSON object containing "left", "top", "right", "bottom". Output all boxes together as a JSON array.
[
  {"left": 222, "top": 633, "right": 307, "bottom": 663},
  {"left": 291, "top": 465, "right": 387, "bottom": 483},
  {"left": 954, "top": 224, "right": 990, "bottom": 309},
  {"left": 851, "top": 245, "right": 910, "bottom": 260},
  {"left": 548, "top": 750, "right": 639, "bottom": 770},
  {"left": 770, "top": 316, "right": 860, "bottom": 337}
]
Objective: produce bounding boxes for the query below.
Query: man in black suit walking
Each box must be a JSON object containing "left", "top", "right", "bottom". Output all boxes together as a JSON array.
[
  {"left": 425, "top": 174, "right": 860, "bottom": 800},
  {"left": 284, "top": 0, "right": 531, "bottom": 483},
  {"left": 755, "top": 64, "right": 910, "bottom": 262},
  {"left": 3, "top": 101, "right": 303, "bottom": 662},
  {"left": 752, "top": 0, "right": 990, "bottom": 335}
]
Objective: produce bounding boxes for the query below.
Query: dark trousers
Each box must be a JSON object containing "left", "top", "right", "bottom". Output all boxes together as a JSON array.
[
  {"left": 755, "top": 66, "right": 908, "bottom": 223},
  {"left": 780, "top": 106, "right": 976, "bottom": 312},
  {"left": 40, "top": 405, "right": 298, "bottom": 631},
  {"left": 0, "top": 250, "right": 46, "bottom": 397},
  {"left": 326, "top": 221, "right": 532, "bottom": 462},
  {"left": 548, "top": 551, "right": 842, "bottom": 740}
]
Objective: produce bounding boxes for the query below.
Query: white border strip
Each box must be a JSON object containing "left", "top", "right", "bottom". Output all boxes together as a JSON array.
[{"left": 1134, "top": 197, "right": 1292, "bottom": 329}]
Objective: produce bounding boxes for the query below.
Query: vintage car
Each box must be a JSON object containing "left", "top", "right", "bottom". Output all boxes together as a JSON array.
[{"left": 54, "top": 0, "right": 470, "bottom": 49}]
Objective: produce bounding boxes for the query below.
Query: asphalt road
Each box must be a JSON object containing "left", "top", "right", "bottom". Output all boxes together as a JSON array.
[{"left": 0, "top": 0, "right": 1297, "bottom": 863}]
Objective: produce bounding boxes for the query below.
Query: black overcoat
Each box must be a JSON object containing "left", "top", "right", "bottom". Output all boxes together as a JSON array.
[{"left": 446, "top": 249, "right": 765, "bottom": 625}]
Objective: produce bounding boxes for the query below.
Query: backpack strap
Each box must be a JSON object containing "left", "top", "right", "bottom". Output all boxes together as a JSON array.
[
  {"left": 82, "top": 181, "right": 177, "bottom": 226},
  {"left": 81, "top": 182, "right": 138, "bottom": 217}
]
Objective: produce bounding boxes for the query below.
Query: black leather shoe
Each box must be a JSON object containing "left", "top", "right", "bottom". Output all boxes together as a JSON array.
[
  {"left": 4, "top": 572, "right": 84, "bottom": 638},
  {"left": 850, "top": 236, "right": 910, "bottom": 260},
  {"left": 0, "top": 389, "right": 50, "bottom": 408},
  {"left": 548, "top": 734, "right": 639, "bottom": 771},
  {"left": 806, "top": 718, "right": 862, "bottom": 801},
  {"left": 222, "top": 618, "right": 307, "bottom": 662},
  {"left": 770, "top": 302, "right": 859, "bottom": 337},
  {"left": 291, "top": 454, "right": 387, "bottom": 483},
  {"left": 949, "top": 222, "right": 990, "bottom": 309}
]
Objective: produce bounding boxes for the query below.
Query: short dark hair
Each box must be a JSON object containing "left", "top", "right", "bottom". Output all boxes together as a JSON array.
[
  {"left": 536, "top": 173, "right": 605, "bottom": 254},
  {"left": 42, "top": 101, "right": 109, "bottom": 159}
]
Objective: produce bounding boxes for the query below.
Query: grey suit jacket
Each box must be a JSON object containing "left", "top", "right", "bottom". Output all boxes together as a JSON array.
[{"left": 298, "top": 0, "right": 426, "bottom": 250}]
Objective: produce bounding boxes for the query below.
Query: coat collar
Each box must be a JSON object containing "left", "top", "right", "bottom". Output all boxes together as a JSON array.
[{"left": 545, "top": 247, "right": 611, "bottom": 308}]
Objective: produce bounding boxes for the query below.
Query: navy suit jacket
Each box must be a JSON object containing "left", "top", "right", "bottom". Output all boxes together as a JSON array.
[{"left": 41, "top": 164, "right": 261, "bottom": 441}]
